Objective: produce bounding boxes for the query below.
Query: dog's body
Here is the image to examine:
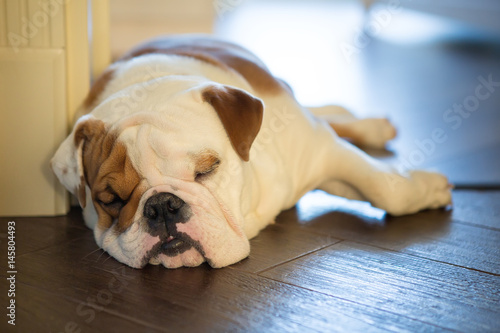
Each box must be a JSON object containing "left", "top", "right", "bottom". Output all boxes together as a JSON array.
[{"left": 52, "top": 35, "right": 452, "bottom": 269}]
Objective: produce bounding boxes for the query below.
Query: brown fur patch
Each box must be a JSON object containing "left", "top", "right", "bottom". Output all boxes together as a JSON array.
[
  {"left": 202, "top": 85, "right": 263, "bottom": 161},
  {"left": 82, "top": 68, "right": 116, "bottom": 111},
  {"left": 75, "top": 118, "right": 145, "bottom": 232},
  {"left": 77, "top": 176, "right": 87, "bottom": 208},
  {"left": 194, "top": 150, "right": 220, "bottom": 175},
  {"left": 120, "top": 36, "right": 286, "bottom": 95}
]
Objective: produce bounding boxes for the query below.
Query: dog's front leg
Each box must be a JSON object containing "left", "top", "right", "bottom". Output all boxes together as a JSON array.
[{"left": 318, "top": 129, "right": 452, "bottom": 216}]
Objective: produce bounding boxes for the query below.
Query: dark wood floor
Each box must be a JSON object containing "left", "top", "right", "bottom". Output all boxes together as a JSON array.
[
  {"left": 2, "top": 1, "right": 500, "bottom": 332},
  {"left": 0, "top": 189, "right": 499, "bottom": 332}
]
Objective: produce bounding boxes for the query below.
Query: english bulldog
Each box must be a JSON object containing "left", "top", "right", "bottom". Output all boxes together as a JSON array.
[{"left": 51, "top": 35, "right": 452, "bottom": 269}]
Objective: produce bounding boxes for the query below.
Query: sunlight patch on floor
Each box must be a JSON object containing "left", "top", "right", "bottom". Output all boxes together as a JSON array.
[
  {"left": 296, "top": 190, "right": 386, "bottom": 222},
  {"left": 215, "top": 0, "right": 366, "bottom": 108}
]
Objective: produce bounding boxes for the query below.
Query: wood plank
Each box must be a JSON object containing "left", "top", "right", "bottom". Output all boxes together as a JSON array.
[
  {"left": 261, "top": 241, "right": 500, "bottom": 332},
  {"left": 11, "top": 236, "right": 450, "bottom": 332},
  {"left": 452, "top": 189, "right": 500, "bottom": 230},
  {"left": 230, "top": 222, "right": 340, "bottom": 273},
  {"left": 0, "top": 208, "right": 87, "bottom": 258},
  {"left": 429, "top": 143, "right": 500, "bottom": 188},
  {"left": 353, "top": 38, "right": 500, "bottom": 180},
  {"left": 277, "top": 190, "right": 500, "bottom": 274},
  {"left": 4, "top": 283, "right": 164, "bottom": 332}
]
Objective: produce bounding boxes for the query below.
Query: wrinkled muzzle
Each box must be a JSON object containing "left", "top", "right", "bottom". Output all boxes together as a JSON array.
[{"left": 96, "top": 177, "right": 250, "bottom": 269}]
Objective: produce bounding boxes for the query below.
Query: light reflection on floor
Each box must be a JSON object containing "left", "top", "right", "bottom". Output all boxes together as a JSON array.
[
  {"left": 215, "top": 0, "right": 497, "bottom": 110},
  {"left": 295, "top": 190, "right": 386, "bottom": 222},
  {"left": 364, "top": 3, "right": 491, "bottom": 45},
  {"left": 215, "top": 0, "right": 366, "bottom": 108}
]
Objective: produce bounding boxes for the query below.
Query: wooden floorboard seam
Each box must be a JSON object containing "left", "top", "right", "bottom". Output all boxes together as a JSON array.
[
  {"left": 337, "top": 239, "right": 500, "bottom": 276},
  {"left": 453, "top": 185, "right": 500, "bottom": 190},
  {"left": 16, "top": 280, "right": 168, "bottom": 332},
  {"left": 451, "top": 219, "right": 500, "bottom": 232},
  {"left": 253, "top": 272, "right": 459, "bottom": 332},
  {"left": 11, "top": 234, "right": 93, "bottom": 260},
  {"left": 250, "top": 239, "right": 345, "bottom": 275}
]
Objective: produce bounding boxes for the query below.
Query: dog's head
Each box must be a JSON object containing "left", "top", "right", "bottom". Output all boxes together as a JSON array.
[{"left": 51, "top": 78, "right": 263, "bottom": 269}]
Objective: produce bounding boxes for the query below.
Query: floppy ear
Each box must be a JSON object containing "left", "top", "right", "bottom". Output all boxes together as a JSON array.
[
  {"left": 50, "top": 115, "right": 105, "bottom": 208},
  {"left": 201, "top": 85, "right": 264, "bottom": 161}
]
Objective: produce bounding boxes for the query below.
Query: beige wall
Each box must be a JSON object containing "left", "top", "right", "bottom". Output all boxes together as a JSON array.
[{"left": 110, "top": 0, "right": 215, "bottom": 58}]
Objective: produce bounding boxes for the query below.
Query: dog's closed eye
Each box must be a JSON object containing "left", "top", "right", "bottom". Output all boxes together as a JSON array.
[
  {"left": 97, "top": 190, "right": 126, "bottom": 215},
  {"left": 194, "top": 152, "right": 221, "bottom": 181}
]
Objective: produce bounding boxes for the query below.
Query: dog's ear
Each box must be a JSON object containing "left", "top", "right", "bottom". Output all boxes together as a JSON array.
[
  {"left": 202, "top": 85, "right": 264, "bottom": 161},
  {"left": 51, "top": 115, "right": 105, "bottom": 208}
]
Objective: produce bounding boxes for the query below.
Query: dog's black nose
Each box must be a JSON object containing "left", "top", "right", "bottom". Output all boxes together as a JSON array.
[{"left": 144, "top": 192, "right": 189, "bottom": 226}]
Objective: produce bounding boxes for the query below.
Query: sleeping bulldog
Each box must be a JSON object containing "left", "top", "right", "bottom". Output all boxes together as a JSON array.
[{"left": 51, "top": 35, "right": 452, "bottom": 269}]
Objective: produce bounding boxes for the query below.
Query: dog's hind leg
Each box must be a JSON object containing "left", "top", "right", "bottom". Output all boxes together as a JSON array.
[
  {"left": 308, "top": 105, "right": 397, "bottom": 149},
  {"left": 317, "top": 179, "right": 368, "bottom": 202},
  {"left": 314, "top": 127, "right": 452, "bottom": 216}
]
